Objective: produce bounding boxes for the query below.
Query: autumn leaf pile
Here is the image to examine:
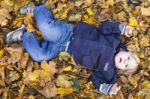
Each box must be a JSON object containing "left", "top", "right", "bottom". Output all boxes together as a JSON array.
[{"left": 0, "top": 0, "right": 150, "bottom": 99}]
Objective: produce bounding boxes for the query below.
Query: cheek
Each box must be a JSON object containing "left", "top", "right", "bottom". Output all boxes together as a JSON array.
[{"left": 117, "top": 62, "right": 125, "bottom": 69}]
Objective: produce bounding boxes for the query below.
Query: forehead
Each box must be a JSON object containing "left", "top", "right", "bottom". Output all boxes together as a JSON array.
[{"left": 118, "top": 51, "right": 130, "bottom": 57}]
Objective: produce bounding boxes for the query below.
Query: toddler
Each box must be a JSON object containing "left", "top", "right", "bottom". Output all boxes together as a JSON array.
[{"left": 6, "top": 5, "right": 140, "bottom": 96}]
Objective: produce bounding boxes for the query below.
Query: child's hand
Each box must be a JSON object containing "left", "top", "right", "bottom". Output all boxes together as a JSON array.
[
  {"left": 109, "top": 83, "right": 121, "bottom": 96},
  {"left": 124, "top": 26, "right": 134, "bottom": 37}
]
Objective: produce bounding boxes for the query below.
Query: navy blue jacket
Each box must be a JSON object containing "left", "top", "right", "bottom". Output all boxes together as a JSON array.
[{"left": 67, "top": 21, "right": 123, "bottom": 89}]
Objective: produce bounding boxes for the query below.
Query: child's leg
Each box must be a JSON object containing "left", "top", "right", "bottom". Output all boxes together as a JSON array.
[
  {"left": 34, "top": 5, "right": 73, "bottom": 43},
  {"left": 22, "top": 32, "right": 61, "bottom": 62}
]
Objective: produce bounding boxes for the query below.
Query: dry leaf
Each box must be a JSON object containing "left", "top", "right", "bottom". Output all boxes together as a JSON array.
[
  {"left": 62, "top": 66, "right": 73, "bottom": 72},
  {"left": 40, "top": 61, "right": 57, "bottom": 82},
  {"left": 18, "top": 52, "right": 29, "bottom": 69},
  {"left": 5, "top": 46, "right": 23, "bottom": 64},
  {"left": 129, "top": 17, "right": 138, "bottom": 27},
  {"left": 0, "top": 8, "right": 11, "bottom": 26},
  {"left": 86, "top": 8, "right": 94, "bottom": 16},
  {"left": 139, "top": 36, "right": 150, "bottom": 47},
  {"left": 23, "top": 70, "right": 40, "bottom": 84},
  {"left": 55, "top": 75, "right": 73, "bottom": 88},
  {"left": 0, "top": 49, "right": 5, "bottom": 58},
  {"left": 141, "top": 7, "right": 150, "bottom": 16},
  {"left": 82, "top": 15, "right": 97, "bottom": 25},
  {"left": 57, "top": 87, "right": 74, "bottom": 97},
  {"left": 59, "top": 52, "right": 70, "bottom": 61},
  {"left": 12, "top": 17, "right": 24, "bottom": 28},
  {"left": 68, "top": 14, "right": 82, "bottom": 22},
  {"left": 37, "top": 82, "right": 57, "bottom": 98},
  {"left": 8, "top": 71, "right": 20, "bottom": 83}
]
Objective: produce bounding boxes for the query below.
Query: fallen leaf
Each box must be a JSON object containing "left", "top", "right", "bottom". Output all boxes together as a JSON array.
[
  {"left": 129, "top": 17, "right": 138, "bottom": 27},
  {"left": 37, "top": 82, "right": 57, "bottom": 98},
  {"left": 40, "top": 61, "right": 57, "bottom": 82},
  {"left": 5, "top": 46, "right": 23, "bottom": 64},
  {"left": 23, "top": 70, "right": 40, "bottom": 84},
  {"left": 18, "top": 52, "right": 29, "bottom": 69},
  {"left": 75, "top": 1, "right": 84, "bottom": 7},
  {"left": 86, "top": 8, "right": 94, "bottom": 16},
  {"left": 59, "top": 52, "right": 70, "bottom": 61},
  {"left": 12, "top": 17, "right": 24, "bottom": 28},
  {"left": 62, "top": 66, "right": 73, "bottom": 72},
  {"left": 100, "top": 0, "right": 115, "bottom": 8},
  {"left": 85, "top": 81, "right": 94, "bottom": 89},
  {"left": 0, "top": 8, "right": 11, "bottom": 26},
  {"left": 8, "top": 71, "right": 20, "bottom": 84},
  {"left": 0, "top": 49, "right": 5, "bottom": 58},
  {"left": 141, "top": 7, "right": 150, "bottom": 16},
  {"left": 57, "top": 87, "right": 74, "bottom": 97},
  {"left": 82, "top": 15, "right": 97, "bottom": 25},
  {"left": 55, "top": 75, "right": 73, "bottom": 88},
  {"left": 72, "top": 79, "right": 81, "bottom": 91},
  {"left": 0, "top": 0, "right": 14, "bottom": 11},
  {"left": 68, "top": 14, "right": 82, "bottom": 22},
  {"left": 139, "top": 36, "right": 150, "bottom": 47},
  {"left": 140, "top": 80, "right": 150, "bottom": 89}
]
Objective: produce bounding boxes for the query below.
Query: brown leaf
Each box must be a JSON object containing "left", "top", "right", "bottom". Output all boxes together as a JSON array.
[
  {"left": 0, "top": 8, "right": 11, "bottom": 26},
  {"left": 5, "top": 46, "right": 23, "bottom": 64},
  {"left": 18, "top": 52, "right": 29, "bottom": 69},
  {"left": 36, "top": 82, "right": 57, "bottom": 98},
  {"left": 55, "top": 75, "right": 73, "bottom": 88}
]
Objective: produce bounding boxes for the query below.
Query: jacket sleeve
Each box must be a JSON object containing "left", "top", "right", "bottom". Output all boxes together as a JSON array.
[
  {"left": 99, "top": 21, "right": 126, "bottom": 35},
  {"left": 90, "top": 70, "right": 118, "bottom": 95}
]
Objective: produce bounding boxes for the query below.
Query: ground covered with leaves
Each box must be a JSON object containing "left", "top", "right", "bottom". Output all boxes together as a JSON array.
[{"left": 0, "top": 0, "right": 150, "bottom": 99}]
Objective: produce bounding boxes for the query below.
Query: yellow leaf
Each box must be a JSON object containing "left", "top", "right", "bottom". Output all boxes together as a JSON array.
[
  {"left": 68, "top": 14, "right": 82, "bottom": 22},
  {"left": 40, "top": 61, "right": 57, "bottom": 82},
  {"left": 129, "top": 17, "right": 138, "bottom": 27},
  {"left": 82, "top": 15, "right": 97, "bottom": 25},
  {"left": 60, "top": 5, "right": 72, "bottom": 20},
  {"left": 55, "top": 75, "right": 73, "bottom": 88},
  {"left": 141, "top": 7, "right": 150, "bottom": 16},
  {"left": 5, "top": 47, "right": 23, "bottom": 63},
  {"left": 36, "top": 82, "right": 57, "bottom": 98},
  {"left": 140, "top": 80, "right": 150, "bottom": 89},
  {"left": 0, "top": 0, "right": 14, "bottom": 11},
  {"left": 86, "top": 8, "right": 94, "bottom": 16},
  {"left": 19, "top": 52, "right": 29, "bottom": 69},
  {"left": 28, "top": 71, "right": 39, "bottom": 81},
  {"left": 57, "top": 87, "right": 74, "bottom": 96},
  {"left": 19, "top": 84, "right": 25, "bottom": 98},
  {"left": 0, "top": 8, "right": 11, "bottom": 26},
  {"left": 12, "top": 17, "right": 24, "bottom": 28},
  {"left": 62, "top": 66, "right": 72, "bottom": 72},
  {"left": 28, "top": 95, "right": 35, "bottom": 99},
  {"left": 0, "top": 49, "right": 5, "bottom": 58},
  {"left": 68, "top": 56, "right": 77, "bottom": 66},
  {"left": 85, "top": 81, "right": 94, "bottom": 89},
  {"left": 59, "top": 52, "right": 70, "bottom": 61},
  {"left": 100, "top": 0, "right": 115, "bottom": 8}
]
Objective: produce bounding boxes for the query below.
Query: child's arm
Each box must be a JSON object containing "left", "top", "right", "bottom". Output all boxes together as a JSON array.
[
  {"left": 100, "top": 83, "right": 120, "bottom": 96},
  {"left": 99, "top": 21, "right": 134, "bottom": 37},
  {"left": 90, "top": 70, "right": 120, "bottom": 96}
]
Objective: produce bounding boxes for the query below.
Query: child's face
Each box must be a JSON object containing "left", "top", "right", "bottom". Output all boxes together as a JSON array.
[{"left": 114, "top": 51, "right": 140, "bottom": 72}]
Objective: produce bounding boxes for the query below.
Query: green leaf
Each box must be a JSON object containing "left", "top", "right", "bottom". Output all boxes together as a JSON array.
[{"left": 71, "top": 79, "right": 81, "bottom": 92}]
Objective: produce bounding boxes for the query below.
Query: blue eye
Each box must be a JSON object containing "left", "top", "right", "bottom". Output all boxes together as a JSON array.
[{"left": 126, "top": 65, "right": 128, "bottom": 67}]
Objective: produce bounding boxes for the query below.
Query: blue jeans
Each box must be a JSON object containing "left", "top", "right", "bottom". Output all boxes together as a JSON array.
[{"left": 22, "top": 5, "right": 73, "bottom": 62}]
